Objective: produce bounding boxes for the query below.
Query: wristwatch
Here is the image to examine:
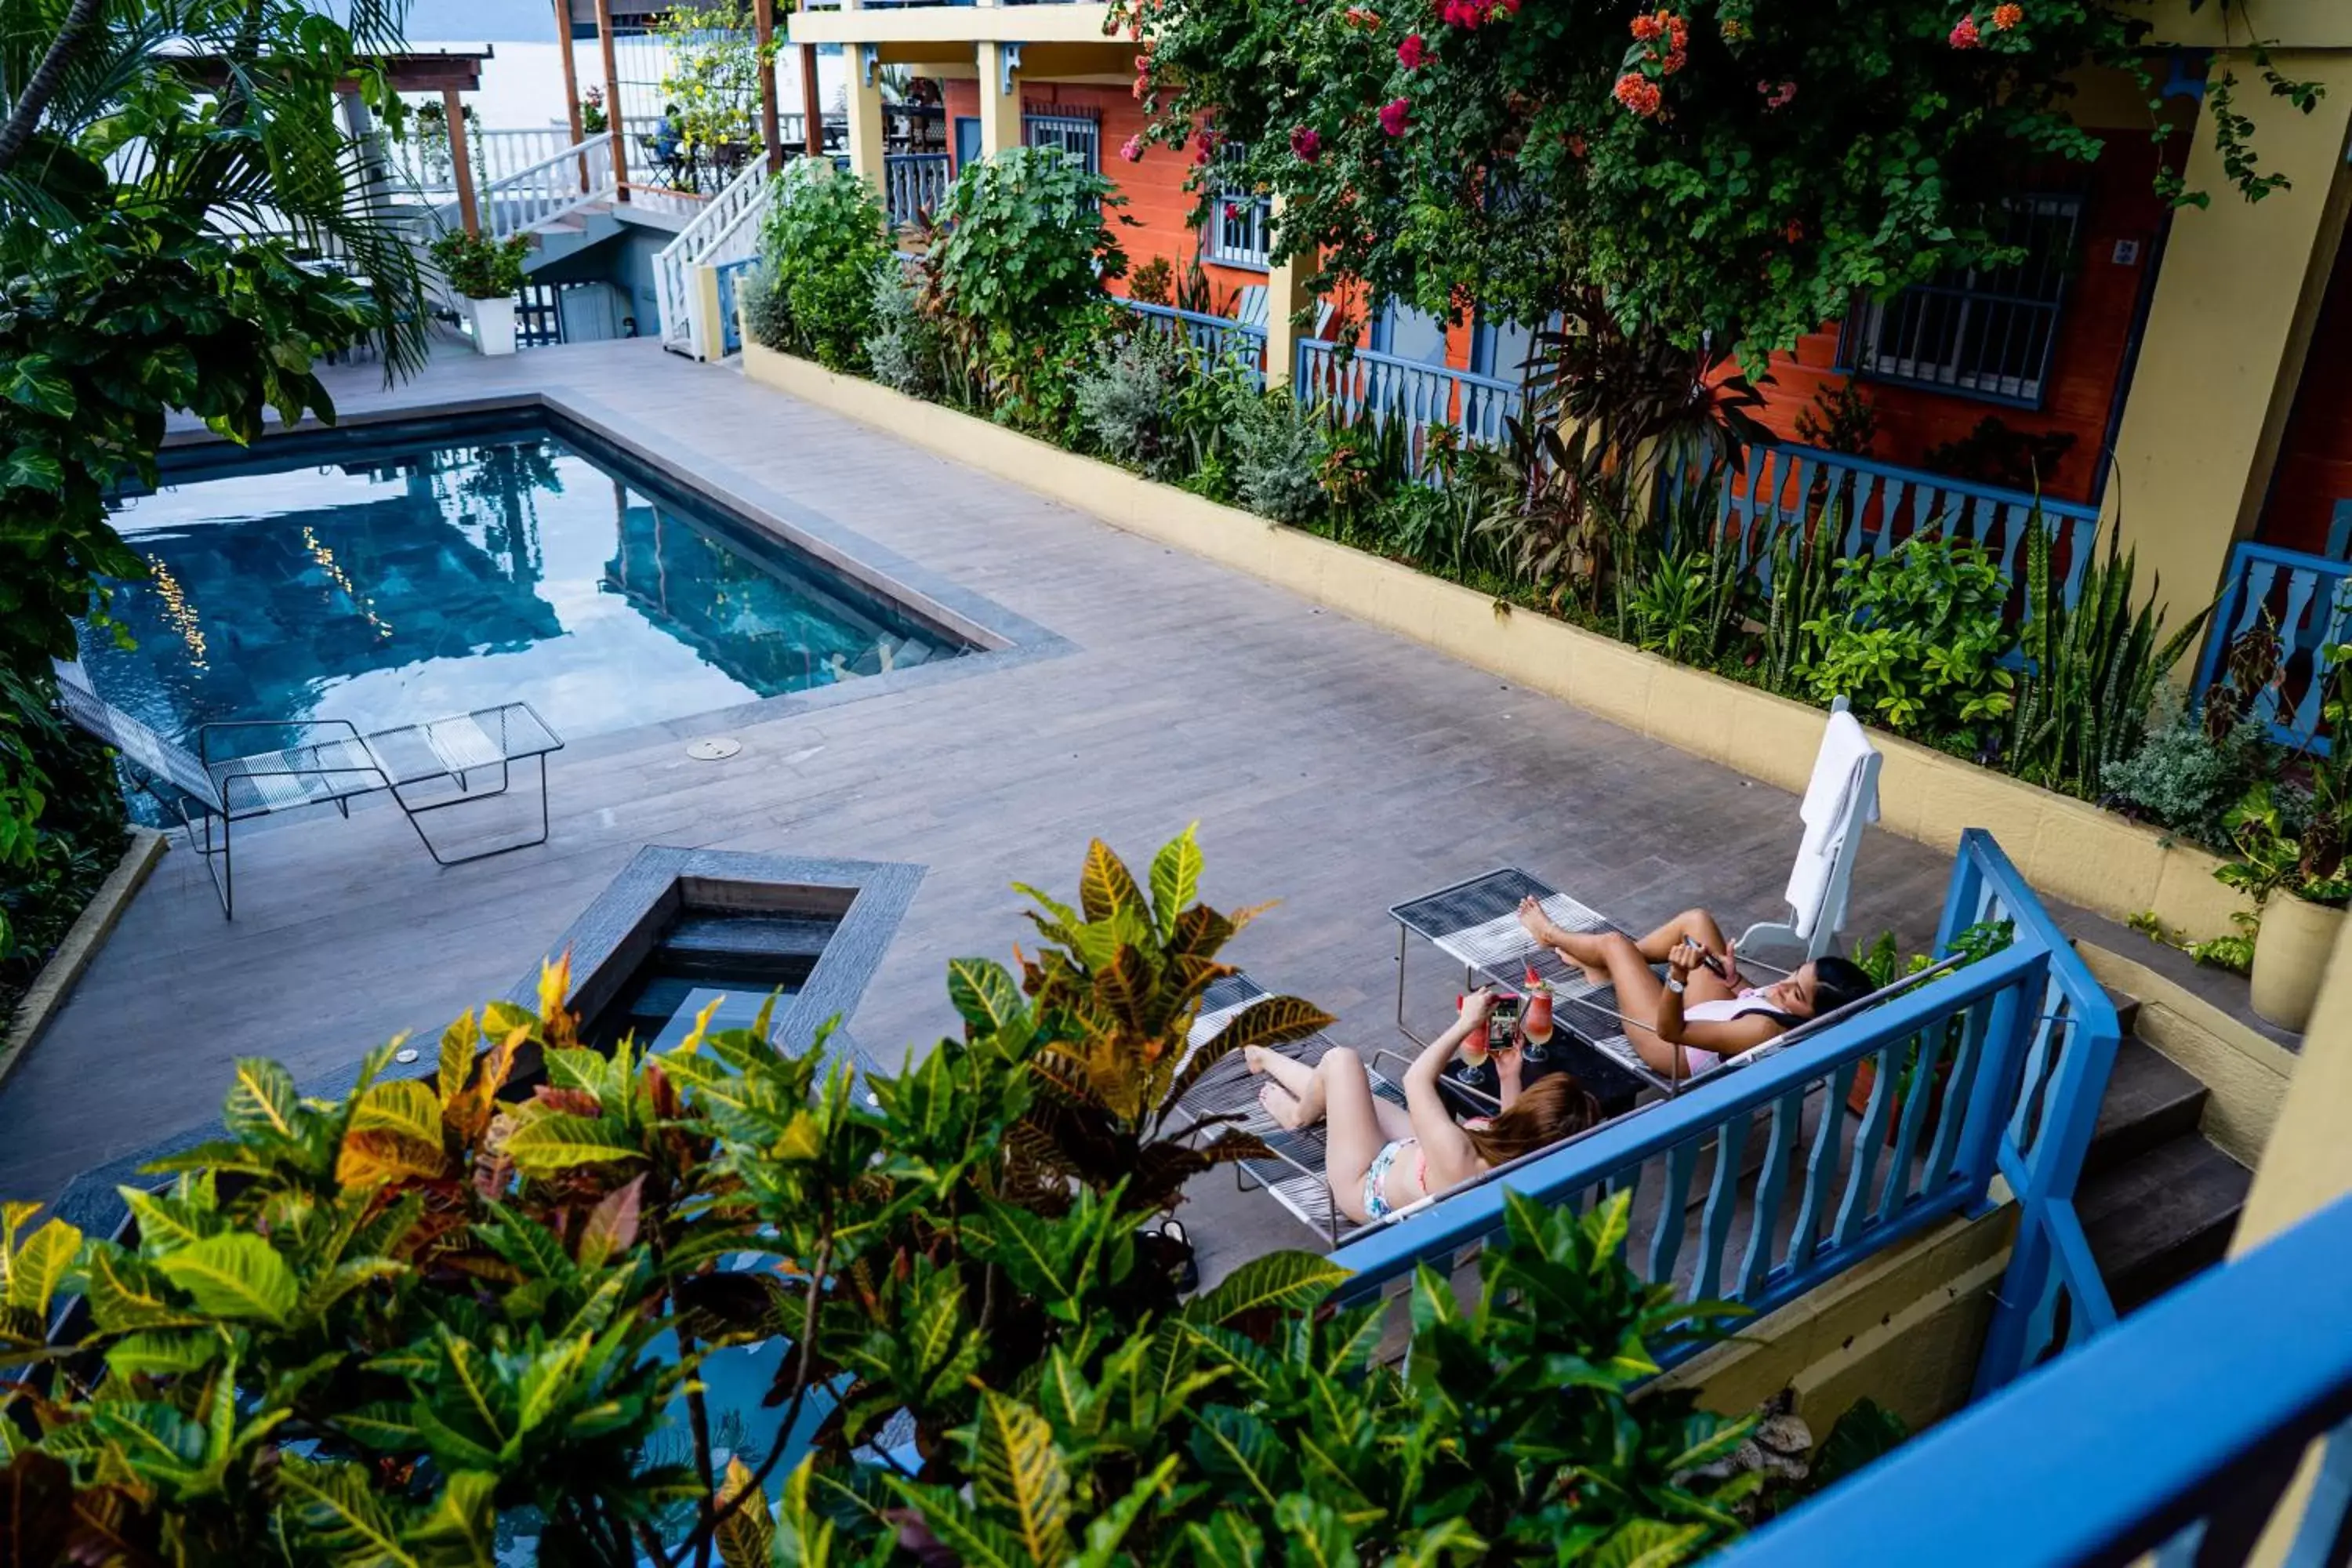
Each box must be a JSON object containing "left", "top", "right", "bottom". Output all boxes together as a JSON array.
[{"left": 1665, "top": 978, "right": 1686, "bottom": 995}]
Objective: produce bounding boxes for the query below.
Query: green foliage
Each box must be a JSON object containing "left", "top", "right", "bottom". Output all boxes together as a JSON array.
[
  {"left": 2004, "top": 519, "right": 2211, "bottom": 800},
  {"left": 933, "top": 147, "right": 1127, "bottom": 341},
  {"left": 1799, "top": 536, "right": 2015, "bottom": 738},
  {"left": 0, "top": 831, "right": 1773, "bottom": 1563},
  {"left": 427, "top": 229, "right": 529, "bottom": 299},
  {"left": 1761, "top": 510, "right": 1841, "bottom": 696},
  {"left": 757, "top": 160, "right": 891, "bottom": 371},
  {"left": 1132, "top": 0, "right": 2320, "bottom": 363},
  {"left": 1075, "top": 325, "right": 1196, "bottom": 476},
  {"left": 1626, "top": 545, "right": 1740, "bottom": 666},
  {"left": 2190, "top": 913, "right": 2260, "bottom": 975},
  {"left": 862, "top": 256, "right": 944, "bottom": 400},
  {"left": 653, "top": 0, "right": 772, "bottom": 172},
  {"left": 2106, "top": 690, "right": 2271, "bottom": 850},
  {"left": 1229, "top": 387, "right": 1328, "bottom": 527}
]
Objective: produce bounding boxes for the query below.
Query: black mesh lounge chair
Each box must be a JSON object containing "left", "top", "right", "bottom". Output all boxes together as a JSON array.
[{"left": 53, "top": 660, "right": 387, "bottom": 918}]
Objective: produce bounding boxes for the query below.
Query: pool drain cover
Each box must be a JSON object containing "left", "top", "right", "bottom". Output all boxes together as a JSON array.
[
  {"left": 394, "top": 1047, "right": 420, "bottom": 1065},
  {"left": 688, "top": 738, "right": 742, "bottom": 761}
]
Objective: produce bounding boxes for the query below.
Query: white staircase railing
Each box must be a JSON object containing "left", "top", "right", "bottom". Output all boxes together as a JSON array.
[
  {"left": 655, "top": 158, "right": 775, "bottom": 357},
  {"left": 471, "top": 136, "right": 617, "bottom": 242}
]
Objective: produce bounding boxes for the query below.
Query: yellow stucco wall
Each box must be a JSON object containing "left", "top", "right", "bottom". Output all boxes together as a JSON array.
[{"left": 2107, "top": 50, "right": 2352, "bottom": 633}]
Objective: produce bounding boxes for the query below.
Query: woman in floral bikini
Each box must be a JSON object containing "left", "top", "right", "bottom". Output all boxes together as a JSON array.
[{"left": 1245, "top": 990, "right": 1598, "bottom": 1225}]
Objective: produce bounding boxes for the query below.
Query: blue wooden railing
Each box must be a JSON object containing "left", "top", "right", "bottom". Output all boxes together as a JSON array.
[
  {"left": 2190, "top": 538, "right": 2352, "bottom": 754},
  {"left": 884, "top": 152, "right": 949, "bottom": 230},
  {"left": 1718, "top": 1192, "right": 2352, "bottom": 1568},
  {"left": 714, "top": 256, "right": 759, "bottom": 355},
  {"left": 1121, "top": 299, "right": 1268, "bottom": 379},
  {"left": 1715, "top": 442, "right": 2105, "bottom": 609},
  {"left": 1328, "top": 831, "right": 2118, "bottom": 1395},
  {"left": 1293, "top": 339, "right": 1523, "bottom": 474}
]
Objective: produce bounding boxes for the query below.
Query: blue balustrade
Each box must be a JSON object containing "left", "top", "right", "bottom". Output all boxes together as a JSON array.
[
  {"left": 1328, "top": 831, "right": 2118, "bottom": 1398},
  {"left": 1292, "top": 339, "right": 1522, "bottom": 474},
  {"left": 884, "top": 152, "right": 950, "bottom": 229},
  {"left": 714, "top": 256, "right": 759, "bottom": 355},
  {"left": 2190, "top": 538, "right": 2352, "bottom": 754},
  {"left": 1121, "top": 299, "right": 1268, "bottom": 380},
  {"left": 1716, "top": 442, "right": 2104, "bottom": 608},
  {"left": 1719, "top": 1192, "right": 2352, "bottom": 1568}
]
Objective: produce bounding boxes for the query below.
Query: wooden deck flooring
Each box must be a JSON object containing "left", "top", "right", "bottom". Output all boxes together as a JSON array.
[{"left": 3, "top": 339, "right": 1964, "bottom": 1279}]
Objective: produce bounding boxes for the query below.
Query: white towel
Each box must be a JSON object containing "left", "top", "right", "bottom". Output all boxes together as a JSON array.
[{"left": 1785, "top": 709, "right": 1880, "bottom": 938}]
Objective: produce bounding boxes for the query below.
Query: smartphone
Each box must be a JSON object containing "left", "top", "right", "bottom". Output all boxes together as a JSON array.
[{"left": 1486, "top": 995, "right": 1523, "bottom": 1052}]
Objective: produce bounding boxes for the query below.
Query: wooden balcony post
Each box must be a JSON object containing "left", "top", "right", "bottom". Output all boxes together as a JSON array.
[
  {"left": 799, "top": 42, "right": 823, "bottom": 159},
  {"left": 443, "top": 87, "right": 481, "bottom": 236},
  {"left": 753, "top": 0, "right": 781, "bottom": 175},
  {"left": 593, "top": 0, "right": 628, "bottom": 201},
  {"left": 1261, "top": 197, "right": 1316, "bottom": 391},
  {"left": 551, "top": 0, "right": 588, "bottom": 191}
]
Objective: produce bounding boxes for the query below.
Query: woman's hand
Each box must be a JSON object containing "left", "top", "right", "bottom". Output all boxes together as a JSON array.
[
  {"left": 1496, "top": 1041, "right": 1524, "bottom": 1090},
  {"left": 1719, "top": 940, "right": 1740, "bottom": 989},
  {"left": 1458, "top": 987, "right": 1495, "bottom": 1026},
  {"left": 1668, "top": 940, "right": 1707, "bottom": 983}
]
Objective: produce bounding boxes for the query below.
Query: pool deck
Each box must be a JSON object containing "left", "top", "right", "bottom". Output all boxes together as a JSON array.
[{"left": 11, "top": 339, "right": 1990, "bottom": 1276}]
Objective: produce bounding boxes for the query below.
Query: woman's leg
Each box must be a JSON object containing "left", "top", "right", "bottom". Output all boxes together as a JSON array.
[
  {"left": 1633, "top": 907, "right": 1729, "bottom": 963},
  {"left": 1304, "top": 1048, "right": 1390, "bottom": 1225},
  {"left": 1248, "top": 1046, "right": 1410, "bottom": 1144},
  {"left": 1519, "top": 900, "right": 1733, "bottom": 1005},
  {"left": 1563, "top": 931, "right": 1713, "bottom": 1080}
]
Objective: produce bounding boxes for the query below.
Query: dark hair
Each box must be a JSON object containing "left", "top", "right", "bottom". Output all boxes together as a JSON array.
[
  {"left": 1806, "top": 955, "right": 1875, "bottom": 1019},
  {"left": 1464, "top": 1075, "right": 1602, "bottom": 1167}
]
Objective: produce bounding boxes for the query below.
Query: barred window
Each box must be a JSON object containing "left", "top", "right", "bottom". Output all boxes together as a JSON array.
[
  {"left": 1841, "top": 194, "right": 2084, "bottom": 408},
  {"left": 1021, "top": 112, "right": 1099, "bottom": 175},
  {"left": 1201, "top": 143, "right": 1271, "bottom": 270}
]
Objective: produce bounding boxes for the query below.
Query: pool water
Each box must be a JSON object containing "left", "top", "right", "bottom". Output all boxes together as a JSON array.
[{"left": 79, "top": 417, "right": 967, "bottom": 779}]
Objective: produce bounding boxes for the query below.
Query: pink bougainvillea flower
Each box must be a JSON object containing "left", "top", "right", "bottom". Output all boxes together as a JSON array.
[
  {"left": 1397, "top": 32, "right": 1429, "bottom": 67},
  {"left": 1377, "top": 96, "right": 1414, "bottom": 136},
  {"left": 1758, "top": 78, "right": 1797, "bottom": 107},
  {"left": 1120, "top": 133, "right": 1145, "bottom": 162},
  {"left": 1613, "top": 73, "right": 1663, "bottom": 117},
  {"left": 1290, "top": 124, "right": 1323, "bottom": 161},
  {"left": 1991, "top": 2, "right": 2023, "bottom": 27},
  {"left": 1949, "top": 13, "right": 1982, "bottom": 46}
]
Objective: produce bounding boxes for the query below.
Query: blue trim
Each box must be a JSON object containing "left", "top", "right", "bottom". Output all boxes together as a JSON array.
[
  {"left": 2189, "top": 538, "right": 2352, "bottom": 754},
  {"left": 714, "top": 255, "right": 758, "bottom": 355},
  {"left": 1718, "top": 1192, "right": 2352, "bottom": 1568}
]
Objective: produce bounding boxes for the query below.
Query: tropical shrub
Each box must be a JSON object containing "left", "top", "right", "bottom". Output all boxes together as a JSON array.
[
  {"left": 862, "top": 256, "right": 944, "bottom": 399},
  {"left": 427, "top": 230, "right": 530, "bottom": 299},
  {"left": 738, "top": 264, "right": 793, "bottom": 355},
  {"left": 1800, "top": 536, "right": 2015, "bottom": 738},
  {"left": 654, "top": 0, "right": 769, "bottom": 170},
  {"left": 1075, "top": 324, "right": 1194, "bottom": 475},
  {"left": 2106, "top": 691, "right": 2271, "bottom": 849},
  {"left": 757, "top": 159, "right": 891, "bottom": 370},
  {"left": 1229, "top": 387, "right": 1327, "bottom": 526},
  {"left": 0, "top": 829, "right": 1766, "bottom": 1563},
  {"left": 932, "top": 147, "right": 1128, "bottom": 342}
]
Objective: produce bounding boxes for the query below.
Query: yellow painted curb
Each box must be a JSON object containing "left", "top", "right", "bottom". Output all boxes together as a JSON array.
[
  {"left": 740, "top": 343, "right": 2255, "bottom": 939},
  {"left": 0, "top": 826, "right": 167, "bottom": 1091}
]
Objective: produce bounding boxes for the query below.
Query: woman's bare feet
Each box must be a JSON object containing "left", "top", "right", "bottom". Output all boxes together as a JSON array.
[
  {"left": 1515, "top": 896, "right": 1562, "bottom": 949},
  {"left": 1243, "top": 1045, "right": 1271, "bottom": 1075},
  {"left": 1520, "top": 898, "right": 1608, "bottom": 985},
  {"left": 1258, "top": 1081, "right": 1310, "bottom": 1130}
]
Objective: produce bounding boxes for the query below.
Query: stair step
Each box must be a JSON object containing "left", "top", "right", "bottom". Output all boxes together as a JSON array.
[
  {"left": 2100, "top": 984, "right": 2143, "bottom": 1038},
  {"left": 2084, "top": 1036, "right": 2205, "bottom": 1178},
  {"left": 2078, "top": 1135, "right": 2250, "bottom": 1315}
]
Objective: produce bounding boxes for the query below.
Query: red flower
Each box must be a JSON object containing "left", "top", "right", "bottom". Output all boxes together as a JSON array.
[
  {"left": 1991, "top": 2, "right": 2023, "bottom": 27},
  {"left": 1120, "top": 133, "right": 1145, "bottom": 162},
  {"left": 1134, "top": 53, "right": 1150, "bottom": 72},
  {"left": 1134, "top": 73, "right": 1149, "bottom": 98},
  {"left": 1613, "top": 73, "right": 1663, "bottom": 117},
  {"left": 1290, "top": 124, "right": 1323, "bottom": 161},
  {"left": 1949, "top": 13, "right": 1981, "bottom": 46},
  {"left": 1398, "top": 32, "right": 1429, "bottom": 67},
  {"left": 1566, "top": 132, "right": 1588, "bottom": 158},
  {"left": 1784, "top": 219, "right": 1804, "bottom": 242},
  {"left": 1661, "top": 46, "right": 1687, "bottom": 74},
  {"left": 1344, "top": 4, "right": 1381, "bottom": 27},
  {"left": 1630, "top": 10, "right": 1664, "bottom": 40},
  {"left": 1378, "top": 96, "right": 1414, "bottom": 136},
  {"left": 1758, "top": 78, "right": 1797, "bottom": 107}
]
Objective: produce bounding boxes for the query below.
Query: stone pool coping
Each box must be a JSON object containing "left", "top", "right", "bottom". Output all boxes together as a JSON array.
[{"left": 0, "top": 827, "right": 168, "bottom": 1095}]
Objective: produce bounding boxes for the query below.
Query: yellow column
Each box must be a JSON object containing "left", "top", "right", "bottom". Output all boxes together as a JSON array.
[
  {"left": 2108, "top": 49, "right": 2352, "bottom": 637},
  {"left": 1261, "top": 197, "right": 1317, "bottom": 390},
  {"left": 844, "top": 44, "right": 887, "bottom": 187},
  {"left": 975, "top": 42, "right": 1023, "bottom": 159},
  {"left": 691, "top": 264, "right": 726, "bottom": 361}
]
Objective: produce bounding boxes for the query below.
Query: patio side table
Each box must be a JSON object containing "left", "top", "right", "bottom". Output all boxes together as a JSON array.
[
  {"left": 1389, "top": 866, "right": 1657, "bottom": 1112},
  {"left": 361, "top": 702, "right": 564, "bottom": 866}
]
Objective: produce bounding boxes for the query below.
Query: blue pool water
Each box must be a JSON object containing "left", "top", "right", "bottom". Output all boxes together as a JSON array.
[{"left": 80, "top": 416, "right": 967, "bottom": 776}]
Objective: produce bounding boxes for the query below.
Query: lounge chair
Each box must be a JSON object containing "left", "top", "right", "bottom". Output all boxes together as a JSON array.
[
  {"left": 53, "top": 662, "right": 564, "bottom": 916},
  {"left": 52, "top": 660, "right": 387, "bottom": 918},
  {"left": 1388, "top": 701, "right": 1883, "bottom": 1098}
]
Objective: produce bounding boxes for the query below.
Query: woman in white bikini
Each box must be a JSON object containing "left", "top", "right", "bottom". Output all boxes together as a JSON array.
[
  {"left": 1515, "top": 901, "right": 1875, "bottom": 1080},
  {"left": 1244, "top": 990, "right": 1599, "bottom": 1226}
]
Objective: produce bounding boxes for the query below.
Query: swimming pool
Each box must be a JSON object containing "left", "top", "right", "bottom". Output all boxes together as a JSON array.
[{"left": 78, "top": 412, "right": 972, "bottom": 776}]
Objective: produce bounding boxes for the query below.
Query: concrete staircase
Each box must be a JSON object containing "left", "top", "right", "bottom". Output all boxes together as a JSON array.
[{"left": 2078, "top": 993, "right": 2254, "bottom": 1314}]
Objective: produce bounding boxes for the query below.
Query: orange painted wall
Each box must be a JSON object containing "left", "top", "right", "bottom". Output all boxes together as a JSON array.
[
  {"left": 938, "top": 79, "right": 1266, "bottom": 310},
  {"left": 1750, "top": 142, "right": 2166, "bottom": 504},
  {"left": 2260, "top": 214, "right": 2352, "bottom": 557}
]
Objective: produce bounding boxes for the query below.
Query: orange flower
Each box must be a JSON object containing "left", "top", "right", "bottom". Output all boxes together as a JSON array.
[{"left": 1991, "top": 2, "right": 2023, "bottom": 27}]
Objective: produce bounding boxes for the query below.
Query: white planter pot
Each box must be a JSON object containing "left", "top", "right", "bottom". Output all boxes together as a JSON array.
[
  {"left": 2249, "top": 893, "right": 2345, "bottom": 1033},
  {"left": 467, "top": 296, "right": 517, "bottom": 357}
]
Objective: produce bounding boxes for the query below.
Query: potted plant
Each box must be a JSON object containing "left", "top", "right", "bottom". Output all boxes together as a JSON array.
[
  {"left": 428, "top": 230, "right": 531, "bottom": 356},
  {"left": 2216, "top": 779, "right": 2350, "bottom": 1032}
]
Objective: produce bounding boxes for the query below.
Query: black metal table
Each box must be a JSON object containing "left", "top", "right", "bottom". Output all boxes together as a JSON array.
[{"left": 1388, "top": 866, "right": 1663, "bottom": 1111}]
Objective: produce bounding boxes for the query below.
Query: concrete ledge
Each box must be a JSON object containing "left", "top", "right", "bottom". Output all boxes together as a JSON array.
[
  {"left": 2078, "top": 939, "right": 2297, "bottom": 1168},
  {"left": 739, "top": 343, "right": 2256, "bottom": 939},
  {"left": 0, "top": 827, "right": 166, "bottom": 1091}
]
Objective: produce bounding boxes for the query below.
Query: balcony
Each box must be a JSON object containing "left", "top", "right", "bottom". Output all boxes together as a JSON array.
[{"left": 786, "top": 0, "right": 1116, "bottom": 49}]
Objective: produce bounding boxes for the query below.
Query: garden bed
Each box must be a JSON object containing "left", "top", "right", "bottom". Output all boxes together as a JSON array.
[{"left": 742, "top": 339, "right": 2254, "bottom": 942}]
